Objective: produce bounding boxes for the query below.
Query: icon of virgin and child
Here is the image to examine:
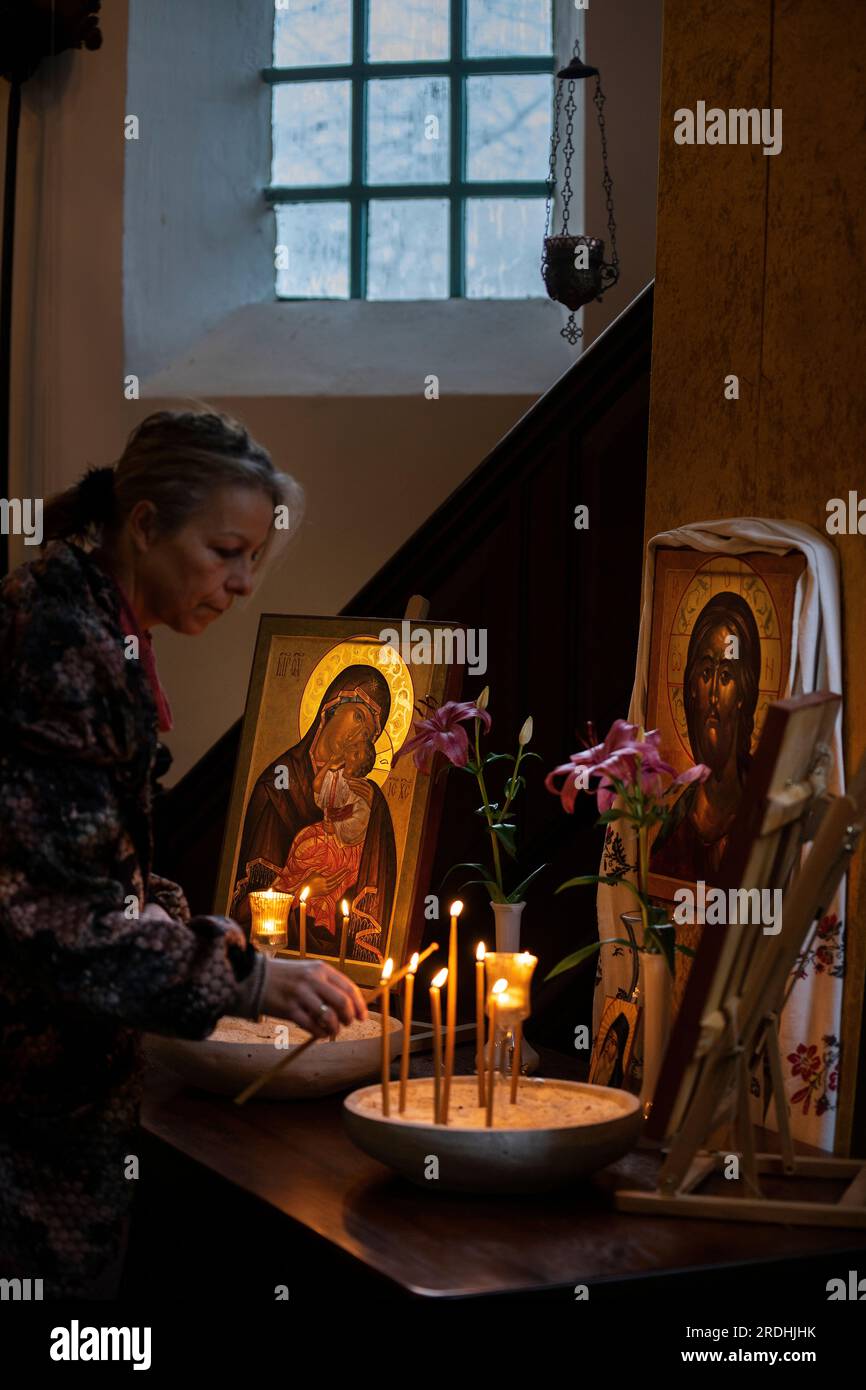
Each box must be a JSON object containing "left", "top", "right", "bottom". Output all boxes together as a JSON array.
[{"left": 231, "top": 665, "right": 397, "bottom": 963}]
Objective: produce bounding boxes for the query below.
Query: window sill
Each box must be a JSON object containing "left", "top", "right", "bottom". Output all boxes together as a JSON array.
[{"left": 140, "top": 298, "right": 578, "bottom": 398}]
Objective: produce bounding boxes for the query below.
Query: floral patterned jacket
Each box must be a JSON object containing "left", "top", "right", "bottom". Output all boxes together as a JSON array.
[{"left": 0, "top": 540, "right": 264, "bottom": 1295}]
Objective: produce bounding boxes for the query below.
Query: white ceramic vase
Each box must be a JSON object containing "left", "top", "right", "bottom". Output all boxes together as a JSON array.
[
  {"left": 637, "top": 942, "right": 673, "bottom": 1118},
  {"left": 486, "top": 900, "right": 538, "bottom": 1075},
  {"left": 490, "top": 900, "right": 525, "bottom": 951}
]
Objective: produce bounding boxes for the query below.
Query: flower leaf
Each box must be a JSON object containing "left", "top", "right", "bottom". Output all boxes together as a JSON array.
[
  {"left": 491, "top": 821, "right": 518, "bottom": 859},
  {"left": 460, "top": 877, "right": 507, "bottom": 903},
  {"left": 505, "top": 863, "right": 547, "bottom": 903},
  {"left": 544, "top": 938, "right": 635, "bottom": 980}
]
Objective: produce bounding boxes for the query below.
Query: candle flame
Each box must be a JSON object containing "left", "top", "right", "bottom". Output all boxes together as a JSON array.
[
  {"left": 380, "top": 957, "right": 394, "bottom": 984},
  {"left": 341, "top": 898, "right": 350, "bottom": 917},
  {"left": 491, "top": 977, "right": 508, "bottom": 997},
  {"left": 431, "top": 967, "right": 448, "bottom": 989},
  {"left": 299, "top": 885, "right": 311, "bottom": 903},
  {"left": 476, "top": 941, "right": 486, "bottom": 961},
  {"left": 449, "top": 899, "right": 464, "bottom": 917},
  {"left": 408, "top": 952, "right": 419, "bottom": 973}
]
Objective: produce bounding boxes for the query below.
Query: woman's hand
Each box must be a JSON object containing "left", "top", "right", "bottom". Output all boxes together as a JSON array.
[{"left": 260, "top": 958, "right": 368, "bottom": 1038}]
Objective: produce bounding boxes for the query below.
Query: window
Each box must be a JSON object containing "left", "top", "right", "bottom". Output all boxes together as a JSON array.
[{"left": 266, "top": 0, "right": 553, "bottom": 300}]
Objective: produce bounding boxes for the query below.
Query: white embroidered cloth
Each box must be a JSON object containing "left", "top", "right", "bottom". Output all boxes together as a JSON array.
[{"left": 592, "top": 518, "right": 845, "bottom": 1149}]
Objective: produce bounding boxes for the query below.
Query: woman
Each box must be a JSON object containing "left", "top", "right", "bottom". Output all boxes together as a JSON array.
[
  {"left": 0, "top": 410, "right": 367, "bottom": 1298},
  {"left": 233, "top": 666, "right": 397, "bottom": 962}
]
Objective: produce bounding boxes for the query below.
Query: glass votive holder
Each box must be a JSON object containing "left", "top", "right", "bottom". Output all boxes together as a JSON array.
[
  {"left": 249, "top": 888, "right": 293, "bottom": 957},
  {"left": 484, "top": 951, "right": 537, "bottom": 1026}
]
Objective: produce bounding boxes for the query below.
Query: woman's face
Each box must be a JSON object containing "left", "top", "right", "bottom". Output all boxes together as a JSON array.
[
  {"left": 320, "top": 700, "right": 376, "bottom": 760},
  {"left": 133, "top": 486, "right": 274, "bottom": 634},
  {"left": 689, "top": 622, "right": 743, "bottom": 772}
]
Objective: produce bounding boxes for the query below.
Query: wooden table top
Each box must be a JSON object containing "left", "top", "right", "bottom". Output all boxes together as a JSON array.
[{"left": 141, "top": 1043, "right": 866, "bottom": 1300}]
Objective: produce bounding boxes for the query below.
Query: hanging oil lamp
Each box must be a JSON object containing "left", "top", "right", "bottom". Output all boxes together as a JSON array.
[{"left": 542, "top": 39, "right": 620, "bottom": 346}]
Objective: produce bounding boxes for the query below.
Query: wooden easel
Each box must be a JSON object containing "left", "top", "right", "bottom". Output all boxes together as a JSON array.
[{"left": 617, "top": 695, "right": 866, "bottom": 1228}]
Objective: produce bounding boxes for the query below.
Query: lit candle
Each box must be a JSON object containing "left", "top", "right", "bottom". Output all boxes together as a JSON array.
[
  {"left": 482, "top": 951, "right": 537, "bottom": 1028},
  {"left": 249, "top": 888, "right": 293, "bottom": 957},
  {"left": 429, "top": 967, "right": 448, "bottom": 1123},
  {"left": 339, "top": 898, "right": 350, "bottom": 971},
  {"left": 298, "top": 884, "right": 310, "bottom": 958},
  {"left": 510, "top": 1019, "right": 523, "bottom": 1105},
  {"left": 380, "top": 957, "right": 394, "bottom": 1116},
  {"left": 399, "top": 952, "right": 419, "bottom": 1114},
  {"left": 486, "top": 978, "right": 508, "bottom": 1128},
  {"left": 475, "top": 941, "right": 487, "bottom": 1108},
  {"left": 441, "top": 899, "right": 463, "bottom": 1125}
]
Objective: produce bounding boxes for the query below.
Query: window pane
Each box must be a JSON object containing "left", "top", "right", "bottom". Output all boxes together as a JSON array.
[
  {"left": 465, "top": 198, "right": 546, "bottom": 298},
  {"left": 367, "top": 78, "right": 450, "bottom": 185},
  {"left": 466, "top": 74, "right": 551, "bottom": 181},
  {"left": 272, "top": 81, "right": 351, "bottom": 186},
  {"left": 273, "top": 0, "right": 352, "bottom": 67},
  {"left": 465, "top": 0, "right": 551, "bottom": 57},
  {"left": 367, "top": 199, "right": 449, "bottom": 299},
  {"left": 368, "top": 0, "right": 449, "bottom": 61},
  {"left": 275, "top": 203, "right": 350, "bottom": 297}
]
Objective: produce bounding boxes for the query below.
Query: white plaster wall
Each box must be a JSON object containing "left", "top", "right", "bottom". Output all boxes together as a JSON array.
[
  {"left": 143, "top": 299, "right": 572, "bottom": 397},
  {"left": 124, "top": 0, "right": 274, "bottom": 379}
]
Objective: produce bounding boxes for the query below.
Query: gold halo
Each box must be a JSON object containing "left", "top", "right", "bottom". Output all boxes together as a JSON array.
[
  {"left": 299, "top": 637, "right": 415, "bottom": 786},
  {"left": 665, "top": 556, "right": 784, "bottom": 763}
]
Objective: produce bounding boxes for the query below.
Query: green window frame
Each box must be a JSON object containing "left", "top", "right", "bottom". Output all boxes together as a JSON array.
[{"left": 263, "top": 0, "right": 554, "bottom": 298}]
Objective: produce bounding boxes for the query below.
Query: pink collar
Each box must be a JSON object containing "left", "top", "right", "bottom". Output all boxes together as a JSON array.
[{"left": 91, "top": 550, "right": 174, "bottom": 733}]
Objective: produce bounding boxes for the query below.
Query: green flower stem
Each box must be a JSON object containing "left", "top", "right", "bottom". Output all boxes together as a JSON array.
[
  {"left": 499, "top": 741, "right": 525, "bottom": 824},
  {"left": 474, "top": 719, "right": 503, "bottom": 897}
]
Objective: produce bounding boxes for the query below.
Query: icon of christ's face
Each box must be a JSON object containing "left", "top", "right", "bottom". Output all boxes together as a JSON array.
[{"left": 689, "top": 622, "right": 744, "bottom": 775}]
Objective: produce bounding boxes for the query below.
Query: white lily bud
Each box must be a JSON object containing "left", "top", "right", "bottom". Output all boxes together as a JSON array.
[
  {"left": 518, "top": 715, "right": 533, "bottom": 746},
  {"left": 476, "top": 685, "right": 490, "bottom": 711}
]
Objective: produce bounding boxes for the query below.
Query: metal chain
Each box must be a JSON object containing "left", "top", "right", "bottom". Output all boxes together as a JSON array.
[
  {"left": 560, "top": 35, "right": 586, "bottom": 342},
  {"left": 560, "top": 81, "right": 577, "bottom": 236},
  {"left": 593, "top": 75, "right": 619, "bottom": 278},
  {"left": 543, "top": 78, "right": 564, "bottom": 241}
]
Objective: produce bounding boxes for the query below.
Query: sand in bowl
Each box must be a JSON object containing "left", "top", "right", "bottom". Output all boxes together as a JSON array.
[
  {"left": 343, "top": 1074, "right": 642, "bottom": 1191},
  {"left": 146, "top": 1009, "right": 400, "bottom": 1099},
  {"left": 355, "top": 1074, "right": 627, "bottom": 1130},
  {"left": 211, "top": 1014, "right": 384, "bottom": 1047}
]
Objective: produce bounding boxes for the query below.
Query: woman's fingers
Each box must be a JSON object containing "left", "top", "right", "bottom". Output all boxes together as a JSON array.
[
  {"left": 306, "top": 964, "right": 367, "bottom": 1025},
  {"left": 262, "top": 959, "right": 368, "bottom": 1034},
  {"left": 293, "top": 983, "right": 340, "bottom": 1037}
]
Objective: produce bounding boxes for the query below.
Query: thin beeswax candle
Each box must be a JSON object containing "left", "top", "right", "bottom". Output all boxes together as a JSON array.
[
  {"left": 399, "top": 953, "right": 419, "bottom": 1113},
  {"left": 441, "top": 900, "right": 463, "bottom": 1124},
  {"left": 430, "top": 968, "right": 447, "bottom": 1123}
]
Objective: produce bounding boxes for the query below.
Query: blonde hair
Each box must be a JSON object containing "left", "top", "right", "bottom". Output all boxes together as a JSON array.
[{"left": 42, "top": 410, "right": 304, "bottom": 560}]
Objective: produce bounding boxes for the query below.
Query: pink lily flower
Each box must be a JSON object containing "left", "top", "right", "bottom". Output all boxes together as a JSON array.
[
  {"left": 393, "top": 700, "right": 492, "bottom": 773},
  {"left": 545, "top": 719, "right": 710, "bottom": 814}
]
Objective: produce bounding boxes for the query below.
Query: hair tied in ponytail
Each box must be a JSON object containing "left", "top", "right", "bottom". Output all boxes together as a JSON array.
[{"left": 77, "top": 466, "right": 116, "bottom": 524}]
